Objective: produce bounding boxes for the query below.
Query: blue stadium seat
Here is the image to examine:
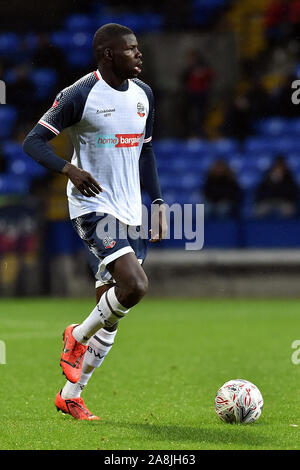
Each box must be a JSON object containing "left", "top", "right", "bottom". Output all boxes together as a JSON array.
[
  {"left": 2, "top": 141, "right": 47, "bottom": 179},
  {"left": 92, "top": 13, "right": 163, "bottom": 33},
  {"left": 154, "top": 139, "right": 186, "bottom": 158},
  {"left": 286, "top": 152, "right": 300, "bottom": 171},
  {"left": 0, "top": 106, "right": 18, "bottom": 139},
  {"left": 163, "top": 188, "right": 200, "bottom": 205},
  {"left": 240, "top": 190, "right": 256, "bottom": 218},
  {"left": 0, "top": 33, "right": 19, "bottom": 56},
  {"left": 162, "top": 190, "right": 178, "bottom": 205},
  {"left": 179, "top": 189, "right": 201, "bottom": 204},
  {"left": 3, "top": 68, "right": 16, "bottom": 84},
  {"left": 94, "top": 14, "right": 125, "bottom": 27},
  {"left": 1, "top": 140, "right": 21, "bottom": 157},
  {"left": 237, "top": 168, "right": 261, "bottom": 190},
  {"left": 58, "top": 32, "right": 94, "bottom": 67},
  {"left": 245, "top": 135, "right": 300, "bottom": 153},
  {"left": 64, "top": 14, "right": 95, "bottom": 32},
  {"left": 294, "top": 63, "right": 300, "bottom": 78},
  {"left": 159, "top": 174, "right": 174, "bottom": 190},
  {"left": 23, "top": 32, "right": 38, "bottom": 51},
  {"left": 30, "top": 68, "right": 58, "bottom": 100},
  {"left": 66, "top": 50, "right": 93, "bottom": 68},
  {"left": 254, "top": 117, "right": 290, "bottom": 136},
  {"left": 159, "top": 173, "right": 190, "bottom": 191},
  {"left": 293, "top": 169, "right": 300, "bottom": 186},
  {"left": 168, "top": 157, "right": 196, "bottom": 171},
  {"left": 0, "top": 174, "right": 29, "bottom": 195},
  {"left": 156, "top": 158, "right": 172, "bottom": 171},
  {"left": 210, "top": 138, "right": 238, "bottom": 155},
  {"left": 193, "top": 0, "right": 228, "bottom": 6},
  {"left": 136, "top": 13, "right": 163, "bottom": 32},
  {"left": 192, "top": 0, "right": 228, "bottom": 25},
  {"left": 184, "top": 160, "right": 210, "bottom": 175},
  {"left": 46, "top": 221, "right": 83, "bottom": 255},
  {"left": 184, "top": 138, "right": 213, "bottom": 155},
  {"left": 70, "top": 32, "right": 93, "bottom": 48},
  {"left": 181, "top": 172, "right": 200, "bottom": 190},
  {"left": 8, "top": 157, "right": 46, "bottom": 179},
  {"left": 245, "top": 136, "right": 277, "bottom": 153},
  {"left": 255, "top": 154, "right": 274, "bottom": 172},
  {"left": 204, "top": 219, "right": 240, "bottom": 248},
  {"left": 190, "top": 155, "right": 216, "bottom": 172},
  {"left": 50, "top": 31, "right": 73, "bottom": 50},
  {"left": 119, "top": 13, "right": 149, "bottom": 33},
  {"left": 242, "top": 150, "right": 275, "bottom": 172},
  {"left": 273, "top": 136, "right": 300, "bottom": 153},
  {"left": 238, "top": 155, "right": 275, "bottom": 173},
  {"left": 227, "top": 153, "right": 243, "bottom": 172},
  {"left": 287, "top": 118, "right": 300, "bottom": 135},
  {"left": 144, "top": 13, "right": 164, "bottom": 31},
  {"left": 243, "top": 219, "right": 300, "bottom": 248}
]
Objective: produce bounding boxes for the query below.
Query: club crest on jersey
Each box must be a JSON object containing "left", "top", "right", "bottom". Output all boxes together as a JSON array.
[
  {"left": 137, "top": 102, "right": 145, "bottom": 117},
  {"left": 52, "top": 91, "right": 63, "bottom": 108},
  {"left": 103, "top": 236, "right": 116, "bottom": 249}
]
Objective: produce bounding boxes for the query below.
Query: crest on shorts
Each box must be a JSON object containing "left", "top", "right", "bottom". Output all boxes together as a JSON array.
[
  {"left": 137, "top": 102, "right": 145, "bottom": 117},
  {"left": 103, "top": 236, "right": 116, "bottom": 249}
]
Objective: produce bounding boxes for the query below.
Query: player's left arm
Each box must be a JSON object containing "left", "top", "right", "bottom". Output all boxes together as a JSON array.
[
  {"left": 139, "top": 141, "right": 168, "bottom": 242},
  {"left": 139, "top": 87, "right": 167, "bottom": 242}
]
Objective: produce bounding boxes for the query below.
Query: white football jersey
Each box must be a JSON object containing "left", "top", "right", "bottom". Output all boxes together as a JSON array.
[{"left": 37, "top": 69, "right": 154, "bottom": 225}]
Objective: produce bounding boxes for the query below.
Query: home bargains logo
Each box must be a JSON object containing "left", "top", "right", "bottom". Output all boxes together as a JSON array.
[{"left": 96, "top": 133, "right": 143, "bottom": 148}]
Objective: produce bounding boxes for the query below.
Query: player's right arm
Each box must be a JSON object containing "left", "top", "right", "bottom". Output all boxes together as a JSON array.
[{"left": 23, "top": 86, "right": 102, "bottom": 198}]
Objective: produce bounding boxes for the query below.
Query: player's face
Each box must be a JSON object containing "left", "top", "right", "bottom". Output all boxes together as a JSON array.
[{"left": 112, "top": 34, "right": 143, "bottom": 79}]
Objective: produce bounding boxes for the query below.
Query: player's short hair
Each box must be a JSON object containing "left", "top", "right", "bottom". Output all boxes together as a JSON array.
[{"left": 93, "top": 23, "right": 134, "bottom": 63}]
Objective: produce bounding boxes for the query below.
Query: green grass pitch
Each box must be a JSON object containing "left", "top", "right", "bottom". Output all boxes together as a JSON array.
[{"left": 1, "top": 297, "right": 300, "bottom": 450}]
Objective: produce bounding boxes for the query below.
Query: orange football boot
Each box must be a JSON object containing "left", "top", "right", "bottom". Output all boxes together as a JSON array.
[
  {"left": 60, "top": 324, "right": 88, "bottom": 383},
  {"left": 55, "top": 390, "right": 100, "bottom": 420}
]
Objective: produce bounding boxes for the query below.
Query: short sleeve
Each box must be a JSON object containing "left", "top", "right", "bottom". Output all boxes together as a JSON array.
[
  {"left": 37, "top": 71, "right": 98, "bottom": 136},
  {"left": 38, "top": 87, "right": 81, "bottom": 136}
]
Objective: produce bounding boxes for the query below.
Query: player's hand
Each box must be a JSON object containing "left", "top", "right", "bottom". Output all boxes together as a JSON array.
[
  {"left": 149, "top": 203, "right": 168, "bottom": 242},
  {"left": 62, "top": 162, "right": 103, "bottom": 197}
]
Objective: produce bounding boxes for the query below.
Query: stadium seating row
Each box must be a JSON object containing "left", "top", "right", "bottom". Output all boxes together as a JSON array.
[
  {"left": 1, "top": 131, "right": 300, "bottom": 199},
  {"left": 151, "top": 218, "right": 300, "bottom": 249},
  {"left": 3, "top": 68, "right": 58, "bottom": 100},
  {"left": 0, "top": 0, "right": 231, "bottom": 54},
  {"left": 41, "top": 209, "right": 300, "bottom": 253}
]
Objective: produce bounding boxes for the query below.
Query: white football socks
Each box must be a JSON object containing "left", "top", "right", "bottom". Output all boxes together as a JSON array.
[
  {"left": 61, "top": 328, "right": 118, "bottom": 399},
  {"left": 61, "top": 372, "right": 93, "bottom": 399},
  {"left": 72, "top": 287, "right": 129, "bottom": 344}
]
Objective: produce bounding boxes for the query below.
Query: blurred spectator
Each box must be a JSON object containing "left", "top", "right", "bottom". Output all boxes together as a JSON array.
[
  {"left": 203, "top": 159, "right": 241, "bottom": 218},
  {"left": 287, "top": 0, "right": 300, "bottom": 38},
  {"left": 0, "top": 145, "right": 7, "bottom": 174},
  {"left": 246, "top": 78, "right": 273, "bottom": 120},
  {"left": 263, "top": 0, "right": 290, "bottom": 47},
  {"left": 263, "top": 0, "right": 300, "bottom": 46},
  {"left": 7, "top": 64, "right": 35, "bottom": 123},
  {"left": 181, "top": 49, "right": 214, "bottom": 138},
  {"left": 31, "top": 33, "right": 71, "bottom": 91},
  {"left": 222, "top": 94, "right": 253, "bottom": 142},
  {"left": 32, "top": 34, "right": 66, "bottom": 71},
  {"left": 254, "top": 155, "right": 299, "bottom": 218}
]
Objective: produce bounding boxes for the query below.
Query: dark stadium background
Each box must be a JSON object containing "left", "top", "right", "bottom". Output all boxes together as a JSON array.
[{"left": 1, "top": 0, "right": 300, "bottom": 297}]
